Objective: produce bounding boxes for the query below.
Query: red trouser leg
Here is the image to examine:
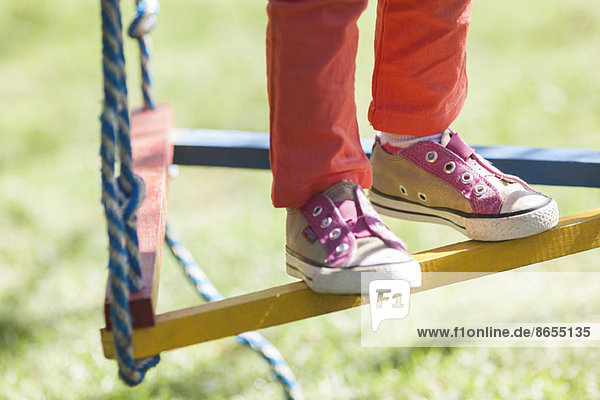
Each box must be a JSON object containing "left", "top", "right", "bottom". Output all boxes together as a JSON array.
[
  {"left": 267, "top": 0, "right": 372, "bottom": 208},
  {"left": 369, "top": 0, "right": 472, "bottom": 135},
  {"left": 267, "top": 0, "right": 472, "bottom": 208}
]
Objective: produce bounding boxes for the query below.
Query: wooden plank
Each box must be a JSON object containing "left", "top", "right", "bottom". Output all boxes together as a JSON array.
[
  {"left": 102, "top": 207, "right": 600, "bottom": 358},
  {"left": 104, "top": 104, "right": 174, "bottom": 329},
  {"left": 171, "top": 129, "right": 600, "bottom": 188}
]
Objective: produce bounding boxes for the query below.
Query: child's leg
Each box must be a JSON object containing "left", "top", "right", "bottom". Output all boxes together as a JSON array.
[
  {"left": 267, "top": 0, "right": 371, "bottom": 209},
  {"left": 369, "top": 0, "right": 472, "bottom": 136},
  {"left": 367, "top": 0, "right": 558, "bottom": 241},
  {"left": 267, "top": 0, "right": 420, "bottom": 294}
]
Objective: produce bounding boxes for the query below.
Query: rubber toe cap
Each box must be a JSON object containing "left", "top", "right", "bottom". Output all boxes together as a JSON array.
[{"left": 500, "top": 190, "right": 550, "bottom": 214}]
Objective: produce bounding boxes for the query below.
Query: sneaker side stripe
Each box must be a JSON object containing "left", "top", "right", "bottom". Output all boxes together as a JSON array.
[
  {"left": 371, "top": 200, "right": 467, "bottom": 230},
  {"left": 369, "top": 188, "right": 552, "bottom": 219}
]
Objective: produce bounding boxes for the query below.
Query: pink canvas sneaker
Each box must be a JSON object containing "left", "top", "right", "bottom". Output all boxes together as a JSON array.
[
  {"left": 369, "top": 130, "right": 559, "bottom": 241},
  {"left": 286, "top": 181, "right": 421, "bottom": 294}
]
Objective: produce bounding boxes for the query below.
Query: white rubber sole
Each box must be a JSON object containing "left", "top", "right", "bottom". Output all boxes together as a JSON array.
[
  {"left": 370, "top": 189, "right": 559, "bottom": 242},
  {"left": 286, "top": 250, "right": 422, "bottom": 295}
]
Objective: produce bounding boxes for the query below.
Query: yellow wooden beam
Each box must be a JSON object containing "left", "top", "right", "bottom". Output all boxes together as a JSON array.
[{"left": 101, "top": 208, "right": 600, "bottom": 359}]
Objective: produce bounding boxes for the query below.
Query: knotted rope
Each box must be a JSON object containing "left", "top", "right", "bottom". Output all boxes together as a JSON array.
[
  {"left": 100, "top": 0, "right": 160, "bottom": 385},
  {"left": 165, "top": 225, "right": 303, "bottom": 400}
]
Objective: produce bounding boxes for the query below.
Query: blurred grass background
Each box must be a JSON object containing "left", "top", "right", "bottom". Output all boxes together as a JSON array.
[{"left": 1, "top": 0, "right": 600, "bottom": 399}]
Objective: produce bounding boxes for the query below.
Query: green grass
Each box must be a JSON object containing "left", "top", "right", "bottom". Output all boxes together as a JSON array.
[{"left": 1, "top": 0, "right": 600, "bottom": 399}]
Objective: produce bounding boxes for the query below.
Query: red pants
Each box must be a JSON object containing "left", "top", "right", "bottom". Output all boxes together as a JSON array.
[{"left": 267, "top": 0, "right": 472, "bottom": 208}]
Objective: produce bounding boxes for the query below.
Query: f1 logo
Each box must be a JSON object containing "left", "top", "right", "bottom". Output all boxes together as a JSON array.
[{"left": 369, "top": 280, "right": 411, "bottom": 331}]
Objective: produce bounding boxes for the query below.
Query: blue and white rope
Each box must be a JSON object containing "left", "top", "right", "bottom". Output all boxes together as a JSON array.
[
  {"left": 165, "top": 224, "right": 303, "bottom": 400},
  {"left": 128, "top": 0, "right": 159, "bottom": 110},
  {"left": 100, "top": 0, "right": 159, "bottom": 386}
]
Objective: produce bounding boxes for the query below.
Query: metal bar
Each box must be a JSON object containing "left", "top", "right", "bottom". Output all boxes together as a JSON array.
[{"left": 171, "top": 129, "right": 600, "bottom": 188}]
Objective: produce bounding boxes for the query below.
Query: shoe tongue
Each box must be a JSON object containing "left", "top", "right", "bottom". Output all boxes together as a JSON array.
[
  {"left": 324, "top": 181, "right": 371, "bottom": 237},
  {"left": 442, "top": 130, "right": 475, "bottom": 160},
  {"left": 323, "top": 181, "right": 357, "bottom": 202},
  {"left": 441, "top": 131, "right": 523, "bottom": 196},
  {"left": 440, "top": 129, "right": 452, "bottom": 147}
]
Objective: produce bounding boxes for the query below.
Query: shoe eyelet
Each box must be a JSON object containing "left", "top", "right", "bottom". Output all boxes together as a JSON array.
[
  {"left": 399, "top": 185, "right": 408, "bottom": 196},
  {"left": 474, "top": 185, "right": 487, "bottom": 196},
  {"left": 444, "top": 161, "right": 456, "bottom": 174},
  {"left": 418, "top": 192, "right": 427, "bottom": 202},
  {"left": 312, "top": 205, "right": 323, "bottom": 217},
  {"left": 336, "top": 243, "right": 349, "bottom": 254},
  {"left": 461, "top": 172, "right": 473, "bottom": 184},
  {"left": 425, "top": 151, "right": 438, "bottom": 163},
  {"left": 329, "top": 228, "right": 341, "bottom": 240},
  {"left": 320, "top": 217, "right": 332, "bottom": 229}
]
